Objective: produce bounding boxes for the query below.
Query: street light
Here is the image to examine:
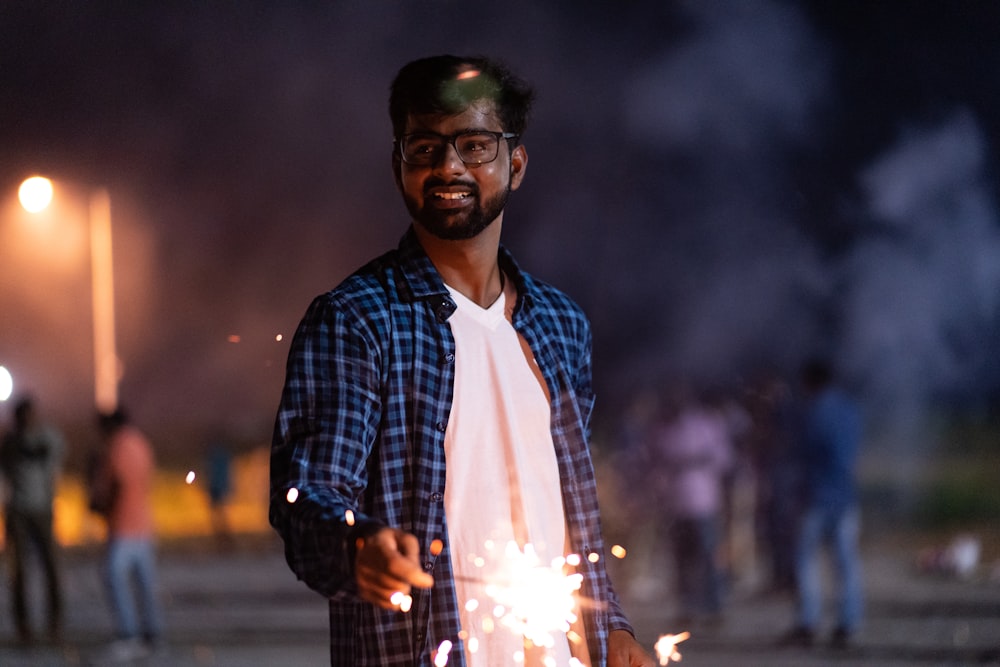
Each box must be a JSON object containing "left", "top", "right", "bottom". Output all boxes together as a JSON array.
[
  {"left": 0, "top": 365, "right": 12, "bottom": 402},
  {"left": 18, "top": 176, "right": 119, "bottom": 413}
]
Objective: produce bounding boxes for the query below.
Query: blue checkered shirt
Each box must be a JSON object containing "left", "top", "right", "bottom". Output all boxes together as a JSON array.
[{"left": 270, "top": 228, "right": 634, "bottom": 666}]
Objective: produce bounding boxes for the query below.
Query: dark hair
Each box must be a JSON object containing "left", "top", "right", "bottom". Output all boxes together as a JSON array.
[
  {"left": 97, "top": 407, "right": 129, "bottom": 434},
  {"left": 389, "top": 55, "right": 535, "bottom": 142},
  {"left": 801, "top": 358, "right": 833, "bottom": 391},
  {"left": 13, "top": 397, "right": 34, "bottom": 427}
]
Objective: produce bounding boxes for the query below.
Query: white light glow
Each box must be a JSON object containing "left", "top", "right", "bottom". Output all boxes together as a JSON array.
[
  {"left": 654, "top": 631, "right": 690, "bottom": 665},
  {"left": 481, "top": 541, "right": 584, "bottom": 651},
  {"left": 18, "top": 176, "right": 53, "bottom": 213},
  {"left": 0, "top": 366, "right": 12, "bottom": 401},
  {"left": 434, "top": 639, "right": 453, "bottom": 666}
]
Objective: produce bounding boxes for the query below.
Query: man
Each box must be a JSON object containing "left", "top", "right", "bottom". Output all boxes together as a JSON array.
[
  {"left": 270, "top": 55, "right": 654, "bottom": 666},
  {"left": 783, "top": 359, "right": 864, "bottom": 649},
  {"left": 93, "top": 408, "right": 164, "bottom": 661},
  {"left": 0, "top": 397, "right": 64, "bottom": 643}
]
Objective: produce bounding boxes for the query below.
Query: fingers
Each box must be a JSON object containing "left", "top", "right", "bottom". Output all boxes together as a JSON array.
[
  {"left": 397, "top": 532, "right": 435, "bottom": 588},
  {"left": 355, "top": 527, "right": 434, "bottom": 610},
  {"left": 608, "top": 630, "right": 656, "bottom": 667}
]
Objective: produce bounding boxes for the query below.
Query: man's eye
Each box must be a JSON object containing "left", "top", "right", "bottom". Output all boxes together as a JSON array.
[
  {"left": 459, "top": 137, "right": 491, "bottom": 153},
  {"left": 409, "top": 142, "right": 437, "bottom": 154}
]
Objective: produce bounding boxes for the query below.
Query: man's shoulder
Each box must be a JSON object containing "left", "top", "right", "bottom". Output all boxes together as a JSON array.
[
  {"left": 332, "top": 250, "right": 400, "bottom": 298},
  {"left": 299, "top": 242, "right": 433, "bottom": 332},
  {"left": 307, "top": 247, "right": 404, "bottom": 307},
  {"left": 519, "top": 271, "right": 589, "bottom": 322}
]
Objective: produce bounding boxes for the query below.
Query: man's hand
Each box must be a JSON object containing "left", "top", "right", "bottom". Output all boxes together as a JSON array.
[
  {"left": 608, "top": 629, "right": 656, "bottom": 667},
  {"left": 355, "top": 526, "right": 434, "bottom": 610}
]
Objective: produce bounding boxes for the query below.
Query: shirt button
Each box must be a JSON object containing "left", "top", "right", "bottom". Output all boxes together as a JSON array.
[
  {"left": 423, "top": 561, "right": 433, "bottom": 571},
  {"left": 430, "top": 492, "right": 443, "bottom": 502},
  {"left": 435, "top": 420, "right": 447, "bottom": 432},
  {"left": 444, "top": 352, "right": 455, "bottom": 364}
]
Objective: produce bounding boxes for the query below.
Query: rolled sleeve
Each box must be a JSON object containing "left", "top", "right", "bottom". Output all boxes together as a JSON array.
[{"left": 269, "top": 292, "right": 385, "bottom": 599}]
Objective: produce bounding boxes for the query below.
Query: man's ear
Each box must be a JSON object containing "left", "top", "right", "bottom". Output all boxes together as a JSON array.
[{"left": 509, "top": 144, "right": 528, "bottom": 191}]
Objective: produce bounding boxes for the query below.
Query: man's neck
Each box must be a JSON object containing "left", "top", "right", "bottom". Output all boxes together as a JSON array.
[{"left": 413, "top": 221, "right": 504, "bottom": 308}]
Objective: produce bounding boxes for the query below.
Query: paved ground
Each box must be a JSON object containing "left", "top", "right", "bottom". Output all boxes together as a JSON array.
[
  {"left": 0, "top": 532, "right": 996, "bottom": 666},
  {"left": 625, "top": 532, "right": 1000, "bottom": 667}
]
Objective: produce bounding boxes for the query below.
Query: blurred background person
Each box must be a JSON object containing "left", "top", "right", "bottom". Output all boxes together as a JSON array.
[
  {"left": 206, "top": 436, "right": 234, "bottom": 551},
  {"left": 746, "top": 373, "right": 802, "bottom": 596},
  {"left": 707, "top": 388, "right": 754, "bottom": 594},
  {"left": 91, "top": 407, "right": 165, "bottom": 662},
  {"left": 782, "top": 358, "right": 864, "bottom": 649},
  {"left": 0, "top": 396, "right": 65, "bottom": 644},
  {"left": 652, "top": 383, "right": 734, "bottom": 627}
]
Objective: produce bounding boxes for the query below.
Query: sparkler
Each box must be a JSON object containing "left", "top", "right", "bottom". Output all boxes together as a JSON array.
[
  {"left": 654, "top": 631, "right": 690, "bottom": 665},
  {"left": 452, "top": 540, "right": 588, "bottom": 665},
  {"left": 484, "top": 541, "right": 584, "bottom": 649}
]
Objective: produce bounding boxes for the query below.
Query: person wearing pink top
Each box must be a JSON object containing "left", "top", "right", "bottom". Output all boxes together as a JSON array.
[
  {"left": 652, "top": 388, "right": 734, "bottom": 627},
  {"left": 92, "top": 408, "right": 164, "bottom": 662}
]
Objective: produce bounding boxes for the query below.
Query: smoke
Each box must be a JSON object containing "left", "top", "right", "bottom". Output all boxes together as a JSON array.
[
  {"left": 625, "top": 1, "right": 828, "bottom": 152},
  {"left": 511, "top": 0, "right": 834, "bottom": 404},
  {"left": 2, "top": 1, "right": 999, "bottom": 455},
  {"left": 514, "top": 1, "right": 1000, "bottom": 453},
  {"left": 841, "top": 111, "right": 1000, "bottom": 439}
]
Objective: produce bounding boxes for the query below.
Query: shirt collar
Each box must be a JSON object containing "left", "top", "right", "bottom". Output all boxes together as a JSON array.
[{"left": 394, "top": 226, "right": 532, "bottom": 315}]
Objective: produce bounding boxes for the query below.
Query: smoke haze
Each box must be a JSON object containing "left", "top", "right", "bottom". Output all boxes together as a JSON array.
[{"left": 1, "top": 1, "right": 999, "bottom": 455}]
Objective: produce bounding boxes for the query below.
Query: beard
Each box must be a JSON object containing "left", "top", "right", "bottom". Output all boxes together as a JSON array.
[{"left": 404, "top": 180, "right": 511, "bottom": 241}]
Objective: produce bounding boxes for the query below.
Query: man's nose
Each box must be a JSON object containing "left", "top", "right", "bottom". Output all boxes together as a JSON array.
[{"left": 432, "top": 140, "right": 466, "bottom": 173}]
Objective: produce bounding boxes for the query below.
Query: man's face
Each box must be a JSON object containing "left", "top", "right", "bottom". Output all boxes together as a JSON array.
[{"left": 394, "top": 100, "right": 526, "bottom": 241}]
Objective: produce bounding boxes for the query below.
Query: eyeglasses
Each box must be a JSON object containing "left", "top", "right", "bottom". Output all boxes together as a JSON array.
[{"left": 397, "top": 130, "right": 518, "bottom": 166}]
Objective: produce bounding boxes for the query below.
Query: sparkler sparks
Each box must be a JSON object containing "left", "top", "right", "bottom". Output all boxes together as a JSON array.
[
  {"left": 446, "top": 539, "right": 605, "bottom": 665},
  {"left": 430, "top": 538, "right": 444, "bottom": 556},
  {"left": 654, "top": 631, "right": 690, "bottom": 665},
  {"left": 389, "top": 591, "right": 413, "bottom": 612},
  {"left": 477, "top": 541, "right": 584, "bottom": 652},
  {"left": 433, "top": 639, "right": 453, "bottom": 666}
]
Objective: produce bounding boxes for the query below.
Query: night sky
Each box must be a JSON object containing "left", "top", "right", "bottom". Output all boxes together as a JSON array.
[{"left": 2, "top": 1, "right": 1000, "bottom": 454}]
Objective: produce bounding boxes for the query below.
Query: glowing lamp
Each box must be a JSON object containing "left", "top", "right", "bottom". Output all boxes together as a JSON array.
[{"left": 18, "top": 176, "right": 54, "bottom": 213}]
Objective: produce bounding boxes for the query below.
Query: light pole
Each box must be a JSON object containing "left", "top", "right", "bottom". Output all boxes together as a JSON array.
[{"left": 18, "top": 176, "right": 119, "bottom": 413}]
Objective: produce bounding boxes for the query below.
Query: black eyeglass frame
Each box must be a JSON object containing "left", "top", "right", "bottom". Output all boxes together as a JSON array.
[{"left": 396, "top": 130, "right": 519, "bottom": 165}]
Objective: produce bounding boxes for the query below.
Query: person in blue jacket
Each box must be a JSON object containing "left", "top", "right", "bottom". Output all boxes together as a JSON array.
[{"left": 784, "top": 358, "right": 864, "bottom": 649}]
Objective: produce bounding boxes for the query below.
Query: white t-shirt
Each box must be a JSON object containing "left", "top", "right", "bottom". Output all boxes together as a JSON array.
[{"left": 443, "top": 278, "right": 588, "bottom": 667}]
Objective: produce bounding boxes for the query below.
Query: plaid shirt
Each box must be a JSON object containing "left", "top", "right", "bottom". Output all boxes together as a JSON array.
[{"left": 270, "top": 227, "right": 633, "bottom": 666}]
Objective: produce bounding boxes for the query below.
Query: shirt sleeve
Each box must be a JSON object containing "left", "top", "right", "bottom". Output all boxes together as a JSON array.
[
  {"left": 605, "top": 582, "right": 634, "bottom": 634},
  {"left": 269, "top": 292, "right": 387, "bottom": 600},
  {"left": 569, "top": 307, "right": 637, "bottom": 638},
  {"left": 579, "top": 314, "right": 636, "bottom": 639}
]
